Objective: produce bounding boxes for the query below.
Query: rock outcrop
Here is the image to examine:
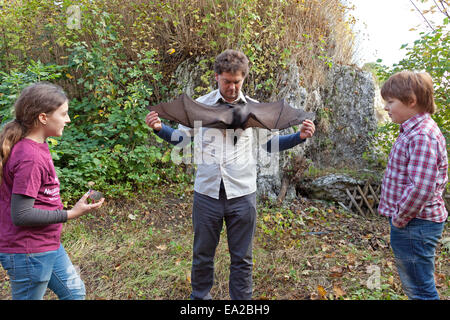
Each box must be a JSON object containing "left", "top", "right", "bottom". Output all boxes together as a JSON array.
[{"left": 172, "top": 58, "right": 381, "bottom": 201}]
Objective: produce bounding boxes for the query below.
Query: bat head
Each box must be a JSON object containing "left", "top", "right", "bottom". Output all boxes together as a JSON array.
[{"left": 230, "top": 104, "right": 249, "bottom": 129}]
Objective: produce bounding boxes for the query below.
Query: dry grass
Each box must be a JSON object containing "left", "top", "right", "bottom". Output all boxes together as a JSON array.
[
  {"left": 1, "top": 185, "right": 448, "bottom": 300},
  {"left": 1, "top": 0, "right": 357, "bottom": 93}
]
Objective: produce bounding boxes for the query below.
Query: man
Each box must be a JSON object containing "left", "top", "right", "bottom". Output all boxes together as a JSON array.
[{"left": 146, "top": 49, "right": 315, "bottom": 299}]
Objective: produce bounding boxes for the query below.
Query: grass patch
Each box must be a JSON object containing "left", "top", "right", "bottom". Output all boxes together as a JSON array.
[{"left": 0, "top": 185, "right": 448, "bottom": 300}]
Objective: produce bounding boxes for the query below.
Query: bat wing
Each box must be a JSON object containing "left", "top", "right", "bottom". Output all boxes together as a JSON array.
[
  {"left": 148, "top": 94, "right": 190, "bottom": 126},
  {"left": 243, "top": 100, "right": 315, "bottom": 130},
  {"left": 149, "top": 94, "right": 314, "bottom": 130},
  {"left": 148, "top": 94, "right": 233, "bottom": 128}
]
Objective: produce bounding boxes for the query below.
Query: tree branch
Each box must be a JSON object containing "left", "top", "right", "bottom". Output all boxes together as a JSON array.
[
  {"left": 409, "top": 0, "right": 436, "bottom": 31},
  {"left": 436, "top": 0, "right": 449, "bottom": 17}
]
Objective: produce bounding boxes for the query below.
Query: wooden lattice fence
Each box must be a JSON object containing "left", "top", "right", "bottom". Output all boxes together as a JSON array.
[
  {"left": 342, "top": 181, "right": 450, "bottom": 217},
  {"left": 342, "top": 181, "right": 381, "bottom": 216}
]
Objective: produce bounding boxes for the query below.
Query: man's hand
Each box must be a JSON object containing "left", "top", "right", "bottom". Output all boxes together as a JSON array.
[
  {"left": 299, "top": 120, "right": 315, "bottom": 140},
  {"left": 146, "top": 111, "right": 162, "bottom": 131}
]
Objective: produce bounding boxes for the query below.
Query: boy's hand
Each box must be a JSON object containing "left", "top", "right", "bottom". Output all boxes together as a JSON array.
[{"left": 391, "top": 218, "right": 404, "bottom": 228}]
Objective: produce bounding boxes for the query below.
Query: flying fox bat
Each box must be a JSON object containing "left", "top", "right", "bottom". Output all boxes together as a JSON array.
[{"left": 147, "top": 94, "right": 315, "bottom": 130}]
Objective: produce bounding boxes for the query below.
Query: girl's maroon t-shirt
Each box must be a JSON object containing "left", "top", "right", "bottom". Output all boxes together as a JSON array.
[{"left": 0, "top": 138, "right": 63, "bottom": 253}]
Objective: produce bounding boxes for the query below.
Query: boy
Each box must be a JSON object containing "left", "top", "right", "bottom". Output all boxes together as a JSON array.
[{"left": 378, "top": 71, "right": 448, "bottom": 299}]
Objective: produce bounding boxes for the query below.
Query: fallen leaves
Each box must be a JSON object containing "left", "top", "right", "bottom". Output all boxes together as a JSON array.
[
  {"left": 156, "top": 244, "right": 167, "bottom": 251},
  {"left": 35, "top": 186, "right": 446, "bottom": 301},
  {"left": 310, "top": 285, "right": 327, "bottom": 300},
  {"left": 333, "top": 283, "right": 346, "bottom": 298},
  {"left": 309, "top": 283, "right": 347, "bottom": 300},
  {"left": 329, "top": 266, "right": 344, "bottom": 278},
  {"left": 435, "top": 273, "right": 448, "bottom": 288},
  {"left": 317, "top": 285, "right": 327, "bottom": 299},
  {"left": 256, "top": 198, "right": 415, "bottom": 300}
]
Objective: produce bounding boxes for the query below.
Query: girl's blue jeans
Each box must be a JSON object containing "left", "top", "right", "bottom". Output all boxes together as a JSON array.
[
  {"left": 0, "top": 244, "right": 85, "bottom": 300},
  {"left": 389, "top": 218, "right": 445, "bottom": 300}
]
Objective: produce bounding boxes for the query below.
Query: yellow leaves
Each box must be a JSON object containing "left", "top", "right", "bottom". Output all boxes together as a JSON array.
[
  {"left": 156, "top": 244, "right": 167, "bottom": 251},
  {"left": 435, "top": 273, "right": 447, "bottom": 289},
  {"left": 47, "top": 138, "right": 58, "bottom": 146},
  {"left": 387, "top": 275, "right": 395, "bottom": 286},
  {"left": 166, "top": 48, "right": 175, "bottom": 55},
  {"left": 321, "top": 243, "right": 332, "bottom": 252},
  {"left": 317, "top": 285, "right": 327, "bottom": 299},
  {"left": 97, "top": 109, "right": 109, "bottom": 118},
  {"left": 310, "top": 283, "right": 347, "bottom": 300},
  {"left": 346, "top": 252, "right": 357, "bottom": 266},
  {"left": 333, "top": 283, "right": 346, "bottom": 298},
  {"left": 185, "top": 270, "right": 191, "bottom": 284},
  {"left": 310, "top": 285, "right": 328, "bottom": 300}
]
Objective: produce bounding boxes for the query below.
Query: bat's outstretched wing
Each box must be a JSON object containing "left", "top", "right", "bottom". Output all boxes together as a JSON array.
[
  {"left": 148, "top": 94, "right": 232, "bottom": 128},
  {"left": 148, "top": 94, "right": 315, "bottom": 130},
  {"left": 243, "top": 100, "right": 315, "bottom": 130}
]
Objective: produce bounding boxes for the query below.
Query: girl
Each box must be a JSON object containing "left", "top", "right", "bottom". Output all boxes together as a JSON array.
[{"left": 0, "top": 82, "right": 104, "bottom": 300}]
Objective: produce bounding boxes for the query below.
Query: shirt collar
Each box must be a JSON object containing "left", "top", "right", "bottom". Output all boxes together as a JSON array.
[
  {"left": 400, "top": 112, "right": 429, "bottom": 133},
  {"left": 213, "top": 89, "right": 247, "bottom": 105}
]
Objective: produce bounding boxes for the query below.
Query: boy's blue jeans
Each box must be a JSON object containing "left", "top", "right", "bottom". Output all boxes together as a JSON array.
[
  {"left": 0, "top": 244, "right": 85, "bottom": 300},
  {"left": 389, "top": 218, "right": 445, "bottom": 300}
]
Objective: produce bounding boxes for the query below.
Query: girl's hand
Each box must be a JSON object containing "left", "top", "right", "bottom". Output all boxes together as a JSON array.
[{"left": 67, "top": 191, "right": 104, "bottom": 220}]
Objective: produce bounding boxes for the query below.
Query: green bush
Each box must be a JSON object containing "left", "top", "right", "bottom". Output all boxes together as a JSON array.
[
  {"left": 0, "top": 0, "right": 358, "bottom": 202},
  {"left": 0, "top": 60, "right": 65, "bottom": 123},
  {"left": 376, "top": 22, "right": 449, "bottom": 141},
  {"left": 0, "top": 14, "right": 190, "bottom": 203},
  {"left": 367, "top": 18, "right": 449, "bottom": 175},
  {"left": 56, "top": 14, "right": 190, "bottom": 203}
]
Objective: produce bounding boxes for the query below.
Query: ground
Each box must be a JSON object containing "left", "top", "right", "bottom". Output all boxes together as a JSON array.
[{"left": 0, "top": 184, "right": 448, "bottom": 300}]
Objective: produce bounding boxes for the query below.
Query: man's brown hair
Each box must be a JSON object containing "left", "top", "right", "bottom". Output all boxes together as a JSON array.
[
  {"left": 381, "top": 70, "right": 436, "bottom": 114},
  {"left": 214, "top": 49, "right": 249, "bottom": 77}
]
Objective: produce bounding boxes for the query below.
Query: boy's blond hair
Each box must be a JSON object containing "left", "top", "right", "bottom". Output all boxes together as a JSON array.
[{"left": 381, "top": 70, "right": 436, "bottom": 114}]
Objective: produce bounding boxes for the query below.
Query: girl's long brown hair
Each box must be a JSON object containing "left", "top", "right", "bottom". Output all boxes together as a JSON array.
[{"left": 0, "top": 82, "right": 68, "bottom": 183}]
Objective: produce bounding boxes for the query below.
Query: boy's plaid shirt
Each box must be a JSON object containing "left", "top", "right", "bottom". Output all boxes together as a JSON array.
[{"left": 379, "top": 113, "right": 448, "bottom": 228}]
